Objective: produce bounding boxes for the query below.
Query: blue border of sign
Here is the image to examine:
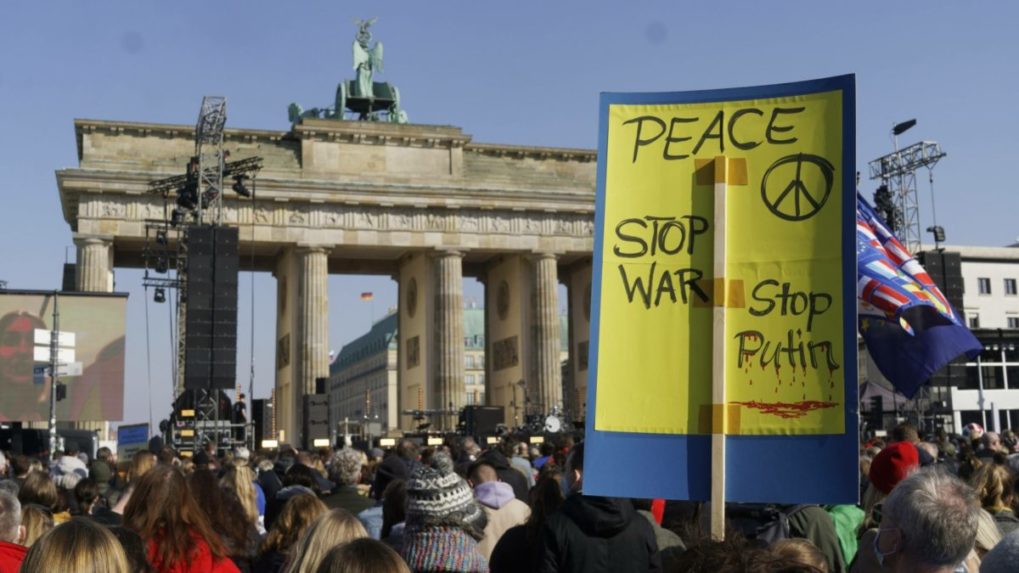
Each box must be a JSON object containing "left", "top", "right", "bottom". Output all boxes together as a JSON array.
[{"left": 584, "top": 75, "right": 858, "bottom": 504}]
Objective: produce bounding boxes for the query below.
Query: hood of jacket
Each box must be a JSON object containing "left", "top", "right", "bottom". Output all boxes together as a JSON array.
[
  {"left": 561, "top": 494, "right": 636, "bottom": 538},
  {"left": 474, "top": 481, "right": 516, "bottom": 510}
]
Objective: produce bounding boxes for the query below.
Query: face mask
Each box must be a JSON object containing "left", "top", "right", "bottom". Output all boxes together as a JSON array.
[{"left": 873, "top": 528, "right": 898, "bottom": 568}]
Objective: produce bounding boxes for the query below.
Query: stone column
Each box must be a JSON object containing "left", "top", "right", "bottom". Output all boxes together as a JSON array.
[
  {"left": 74, "top": 236, "right": 113, "bottom": 292},
  {"left": 532, "top": 252, "right": 562, "bottom": 414},
  {"left": 72, "top": 236, "right": 113, "bottom": 436},
  {"left": 297, "top": 246, "right": 330, "bottom": 397},
  {"left": 433, "top": 250, "right": 465, "bottom": 431}
]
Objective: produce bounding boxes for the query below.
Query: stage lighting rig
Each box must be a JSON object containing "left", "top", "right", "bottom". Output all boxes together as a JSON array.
[{"left": 868, "top": 129, "right": 946, "bottom": 255}]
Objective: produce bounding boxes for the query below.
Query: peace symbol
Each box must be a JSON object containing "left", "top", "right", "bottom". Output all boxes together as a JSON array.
[{"left": 760, "top": 153, "right": 835, "bottom": 221}]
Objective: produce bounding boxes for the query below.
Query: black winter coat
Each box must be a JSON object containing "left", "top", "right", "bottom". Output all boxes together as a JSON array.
[{"left": 538, "top": 495, "right": 661, "bottom": 573}]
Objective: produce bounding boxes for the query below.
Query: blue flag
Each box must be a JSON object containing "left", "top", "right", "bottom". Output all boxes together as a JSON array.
[{"left": 857, "top": 194, "right": 982, "bottom": 398}]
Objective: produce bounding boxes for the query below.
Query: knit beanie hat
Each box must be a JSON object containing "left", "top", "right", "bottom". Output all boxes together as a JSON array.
[
  {"left": 869, "top": 441, "right": 920, "bottom": 494},
  {"left": 405, "top": 452, "right": 487, "bottom": 540}
]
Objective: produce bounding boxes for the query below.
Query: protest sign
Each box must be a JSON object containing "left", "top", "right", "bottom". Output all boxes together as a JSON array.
[{"left": 585, "top": 75, "right": 858, "bottom": 505}]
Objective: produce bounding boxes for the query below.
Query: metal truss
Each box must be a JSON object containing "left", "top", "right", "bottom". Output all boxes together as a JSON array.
[{"left": 868, "top": 141, "right": 946, "bottom": 254}]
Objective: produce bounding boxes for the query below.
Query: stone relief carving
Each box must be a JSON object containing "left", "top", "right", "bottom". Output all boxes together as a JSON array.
[
  {"left": 492, "top": 335, "right": 519, "bottom": 371},
  {"left": 406, "top": 335, "right": 420, "bottom": 369},
  {"left": 288, "top": 206, "right": 307, "bottom": 225},
  {"left": 75, "top": 191, "right": 595, "bottom": 239},
  {"left": 101, "top": 201, "right": 126, "bottom": 218}
]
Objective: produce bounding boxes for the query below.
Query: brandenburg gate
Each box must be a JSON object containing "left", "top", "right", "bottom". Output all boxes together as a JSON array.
[{"left": 57, "top": 117, "right": 596, "bottom": 442}]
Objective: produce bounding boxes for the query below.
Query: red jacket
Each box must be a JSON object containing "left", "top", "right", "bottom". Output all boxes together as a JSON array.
[
  {"left": 146, "top": 534, "right": 239, "bottom": 573},
  {"left": 0, "top": 540, "right": 26, "bottom": 573}
]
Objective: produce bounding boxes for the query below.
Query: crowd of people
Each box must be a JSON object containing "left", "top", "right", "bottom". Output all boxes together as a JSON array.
[{"left": 0, "top": 423, "right": 1018, "bottom": 572}]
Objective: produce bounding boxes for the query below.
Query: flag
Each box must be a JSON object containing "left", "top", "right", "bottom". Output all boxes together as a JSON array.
[
  {"left": 856, "top": 194, "right": 982, "bottom": 398},
  {"left": 360, "top": 292, "right": 374, "bottom": 301}
]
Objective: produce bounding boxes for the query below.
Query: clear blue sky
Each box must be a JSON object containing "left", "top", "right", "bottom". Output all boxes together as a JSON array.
[{"left": 1, "top": 2, "right": 1016, "bottom": 433}]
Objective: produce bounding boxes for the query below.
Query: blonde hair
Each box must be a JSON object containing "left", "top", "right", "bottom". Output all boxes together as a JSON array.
[
  {"left": 20, "top": 505, "right": 54, "bottom": 547},
  {"left": 221, "top": 464, "right": 259, "bottom": 525},
  {"left": 971, "top": 463, "right": 1015, "bottom": 512},
  {"left": 261, "top": 493, "right": 328, "bottom": 556},
  {"left": 127, "top": 451, "right": 156, "bottom": 483},
  {"left": 20, "top": 517, "right": 129, "bottom": 573},
  {"left": 974, "top": 508, "right": 1003, "bottom": 556},
  {"left": 315, "top": 538, "right": 411, "bottom": 573},
  {"left": 860, "top": 482, "right": 887, "bottom": 533},
  {"left": 769, "top": 538, "right": 828, "bottom": 573},
  {"left": 284, "top": 508, "right": 368, "bottom": 573}
]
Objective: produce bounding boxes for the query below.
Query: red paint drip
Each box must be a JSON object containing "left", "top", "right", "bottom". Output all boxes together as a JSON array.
[{"left": 730, "top": 400, "right": 839, "bottom": 420}]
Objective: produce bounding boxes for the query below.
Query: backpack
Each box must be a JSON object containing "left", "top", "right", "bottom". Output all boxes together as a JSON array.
[{"left": 725, "top": 503, "right": 811, "bottom": 545}]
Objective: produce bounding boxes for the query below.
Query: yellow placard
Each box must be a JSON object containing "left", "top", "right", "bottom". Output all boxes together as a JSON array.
[{"left": 595, "top": 91, "right": 845, "bottom": 435}]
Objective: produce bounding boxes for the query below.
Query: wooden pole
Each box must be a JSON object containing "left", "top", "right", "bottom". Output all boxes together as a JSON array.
[{"left": 710, "top": 156, "right": 728, "bottom": 541}]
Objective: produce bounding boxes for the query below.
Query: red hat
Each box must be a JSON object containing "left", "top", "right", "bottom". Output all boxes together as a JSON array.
[{"left": 869, "top": 441, "right": 920, "bottom": 495}]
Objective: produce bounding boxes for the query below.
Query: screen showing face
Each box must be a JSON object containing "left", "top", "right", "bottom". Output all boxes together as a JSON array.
[{"left": 0, "top": 292, "right": 127, "bottom": 422}]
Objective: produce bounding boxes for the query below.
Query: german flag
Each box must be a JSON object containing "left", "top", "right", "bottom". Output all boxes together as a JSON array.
[{"left": 360, "top": 292, "right": 374, "bottom": 301}]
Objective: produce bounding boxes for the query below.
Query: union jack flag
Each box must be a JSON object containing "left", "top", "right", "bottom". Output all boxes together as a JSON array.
[{"left": 856, "top": 194, "right": 981, "bottom": 398}]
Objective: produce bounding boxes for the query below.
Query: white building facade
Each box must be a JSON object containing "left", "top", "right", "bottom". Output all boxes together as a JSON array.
[{"left": 947, "top": 245, "right": 1019, "bottom": 432}]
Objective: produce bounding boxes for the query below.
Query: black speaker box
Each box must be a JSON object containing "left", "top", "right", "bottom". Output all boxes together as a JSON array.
[
  {"left": 462, "top": 405, "right": 504, "bottom": 437},
  {"left": 184, "top": 225, "right": 239, "bottom": 390}
]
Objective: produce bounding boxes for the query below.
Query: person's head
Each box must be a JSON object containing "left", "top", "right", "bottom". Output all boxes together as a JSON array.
[
  {"left": 123, "top": 464, "right": 226, "bottom": 568},
  {"left": 20, "top": 504, "right": 53, "bottom": 547},
  {"left": 981, "top": 530, "right": 1019, "bottom": 573},
  {"left": 313, "top": 538, "right": 411, "bottom": 573},
  {"left": 970, "top": 462, "right": 1015, "bottom": 512},
  {"left": 875, "top": 468, "right": 980, "bottom": 571},
  {"left": 916, "top": 441, "right": 939, "bottom": 462},
  {"left": 525, "top": 471, "right": 565, "bottom": 540},
  {"left": 0, "top": 489, "right": 23, "bottom": 544},
  {"left": 128, "top": 450, "right": 156, "bottom": 483},
  {"left": 12, "top": 455, "right": 32, "bottom": 479},
  {"left": 405, "top": 452, "right": 487, "bottom": 540},
  {"left": 396, "top": 439, "right": 419, "bottom": 462},
  {"left": 19, "top": 471, "right": 58, "bottom": 511},
  {"left": 329, "top": 448, "right": 365, "bottom": 487},
  {"left": 869, "top": 441, "right": 920, "bottom": 495},
  {"left": 563, "top": 441, "right": 585, "bottom": 495},
  {"left": 220, "top": 463, "right": 259, "bottom": 526},
  {"left": 461, "top": 437, "right": 479, "bottom": 458},
  {"left": 0, "top": 311, "right": 45, "bottom": 386},
  {"left": 284, "top": 508, "right": 369, "bottom": 573},
  {"left": 96, "top": 446, "right": 113, "bottom": 463},
  {"left": 260, "top": 492, "right": 328, "bottom": 556},
  {"left": 285, "top": 462, "right": 320, "bottom": 493},
  {"left": 467, "top": 461, "right": 498, "bottom": 487},
  {"left": 380, "top": 479, "right": 407, "bottom": 540},
  {"left": 73, "top": 478, "right": 100, "bottom": 515},
  {"left": 982, "top": 432, "right": 1004, "bottom": 453},
  {"left": 973, "top": 508, "right": 1003, "bottom": 558},
  {"left": 769, "top": 538, "right": 828, "bottom": 572},
  {"left": 20, "top": 517, "right": 129, "bottom": 573},
  {"left": 156, "top": 447, "right": 176, "bottom": 466}
]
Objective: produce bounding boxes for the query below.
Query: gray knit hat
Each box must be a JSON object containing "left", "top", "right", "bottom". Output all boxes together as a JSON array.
[{"left": 405, "top": 452, "right": 487, "bottom": 540}]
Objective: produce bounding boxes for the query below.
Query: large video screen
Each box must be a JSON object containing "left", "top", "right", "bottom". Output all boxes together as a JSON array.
[{"left": 0, "top": 291, "right": 127, "bottom": 422}]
